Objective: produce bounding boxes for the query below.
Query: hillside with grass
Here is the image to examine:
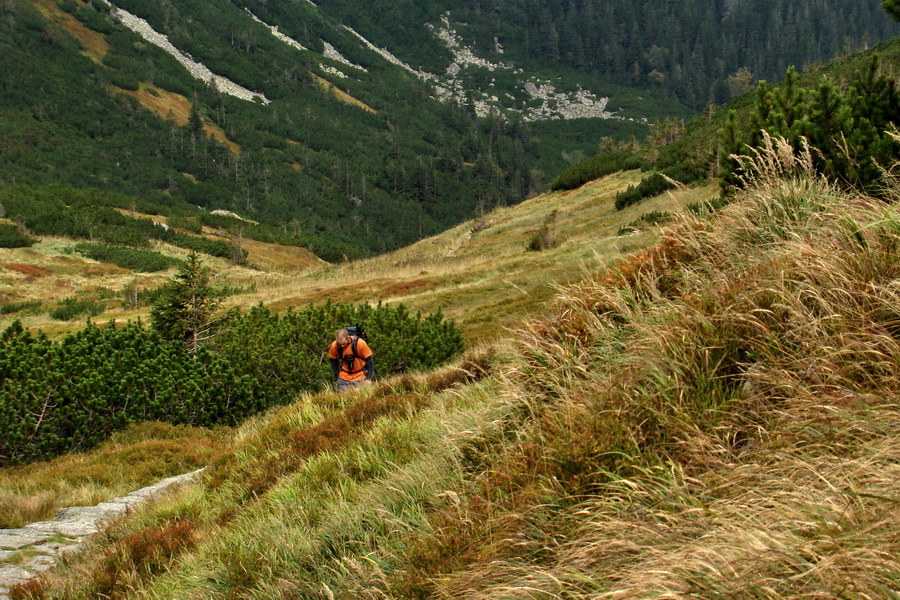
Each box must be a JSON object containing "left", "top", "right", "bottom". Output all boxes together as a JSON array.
[
  {"left": 2, "top": 5, "right": 900, "bottom": 597},
  {"left": 0, "top": 165, "right": 715, "bottom": 342},
  {"left": 3, "top": 129, "right": 898, "bottom": 599}
]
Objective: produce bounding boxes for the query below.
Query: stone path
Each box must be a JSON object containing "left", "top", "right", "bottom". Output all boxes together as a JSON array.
[{"left": 0, "top": 469, "right": 205, "bottom": 599}]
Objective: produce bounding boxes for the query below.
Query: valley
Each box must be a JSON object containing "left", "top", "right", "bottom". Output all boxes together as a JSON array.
[
  {"left": 0, "top": 0, "right": 899, "bottom": 598},
  {"left": 0, "top": 170, "right": 716, "bottom": 342}
]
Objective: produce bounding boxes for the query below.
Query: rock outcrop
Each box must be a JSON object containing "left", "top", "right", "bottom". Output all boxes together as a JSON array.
[{"left": 0, "top": 469, "right": 204, "bottom": 599}]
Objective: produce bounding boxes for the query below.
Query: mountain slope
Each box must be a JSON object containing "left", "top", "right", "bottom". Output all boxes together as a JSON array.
[
  {"left": 10, "top": 130, "right": 900, "bottom": 600},
  {"left": 3, "top": 0, "right": 896, "bottom": 262},
  {"left": 0, "top": 160, "right": 716, "bottom": 342},
  {"left": 0, "top": 0, "right": 540, "bottom": 258}
]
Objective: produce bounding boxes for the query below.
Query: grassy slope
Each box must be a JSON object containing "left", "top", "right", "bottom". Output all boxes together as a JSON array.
[
  {"left": 236, "top": 171, "right": 716, "bottom": 342},
  {"left": 0, "top": 168, "right": 702, "bottom": 521},
  {"left": 8, "top": 145, "right": 900, "bottom": 598},
  {"left": 0, "top": 170, "right": 714, "bottom": 343},
  {"left": 0, "top": 222, "right": 324, "bottom": 338}
]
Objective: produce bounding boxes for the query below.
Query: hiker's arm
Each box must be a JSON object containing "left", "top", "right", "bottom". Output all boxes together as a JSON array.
[
  {"left": 364, "top": 356, "right": 374, "bottom": 380},
  {"left": 330, "top": 358, "right": 340, "bottom": 378}
]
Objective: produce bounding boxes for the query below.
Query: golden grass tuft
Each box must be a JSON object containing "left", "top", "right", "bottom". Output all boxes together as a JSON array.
[{"left": 403, "top": 144, "right": 900, "bottom": 600}]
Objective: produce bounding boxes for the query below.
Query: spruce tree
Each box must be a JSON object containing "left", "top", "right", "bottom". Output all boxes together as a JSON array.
[
  {"left": 884, "top": 0, "right": 900, "bottom": 21},
  {"left": 846, "top": 55, "right": 900, "bottom": 191},
  {"left": 150, "top": 252, "right": 221, "bottom": 353}
]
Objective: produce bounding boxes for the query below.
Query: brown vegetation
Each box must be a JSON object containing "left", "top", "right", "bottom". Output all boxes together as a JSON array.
[
  {"left": 4, "top": 263, "right": 52, "bottom": 277},
  {"left": 112, "top": 84, "right": 240, "bottom": 153},
  {"left": 29, "top": 0, "right": 109, "bottom": 64}
]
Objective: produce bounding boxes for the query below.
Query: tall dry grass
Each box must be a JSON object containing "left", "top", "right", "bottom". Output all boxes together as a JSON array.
[
  {"left": 411, "top": 140, "right": 900, "bottom": 599},
  {"left": 14, "top": 144, "right": 900, "bottom": 599}
]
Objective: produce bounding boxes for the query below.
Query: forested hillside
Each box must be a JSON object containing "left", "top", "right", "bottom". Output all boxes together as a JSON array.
[
  {"left": 1, "top": 0, "right": 895, "bottom": 262},
  {"left": 0, "top": 0, "right": 540, "bottom": 260},
  {"left": 318, "top": 0, "right": 900, "bottom": 109}
]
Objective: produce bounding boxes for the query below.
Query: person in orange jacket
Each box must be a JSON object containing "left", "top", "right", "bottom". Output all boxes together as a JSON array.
[{"left": 328, "top": 327, "right": 374, "bottom": 392}]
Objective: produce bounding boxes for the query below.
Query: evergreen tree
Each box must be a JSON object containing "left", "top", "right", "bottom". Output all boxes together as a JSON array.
[
  {"left": 767, "top": 66, "right": 808, "bottom": 147},
  {"left": 807, "top": 77, "right": 851, "bottom": 180},
  {"left": 150, "top": 252, "right": 222, "bottom": 353},
  {"left": 723, "top": 57, "right": 900, "bottom": 195},
  {"left": 718, "top": 110, "right": 744, "bottom": 194},
  {"left": 885, "top": 0, "right": 900, "bottom": 21}
]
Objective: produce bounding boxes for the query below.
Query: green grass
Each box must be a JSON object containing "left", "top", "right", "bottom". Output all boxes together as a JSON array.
[
  {"left": 10, "top": 145, "right": 900, "bottom": 600},
  {"left": 0, "top": 422, "right": 228, "bottom": 529}
]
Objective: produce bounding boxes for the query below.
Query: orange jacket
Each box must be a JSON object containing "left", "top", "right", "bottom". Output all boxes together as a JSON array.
[{"left": 328, "top": 337, "right": 373, "bottom": 382}]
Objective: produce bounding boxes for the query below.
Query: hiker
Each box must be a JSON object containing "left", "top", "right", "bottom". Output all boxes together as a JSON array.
[{"left": 328, "top": 327, "right": 374, "bottom": 392}]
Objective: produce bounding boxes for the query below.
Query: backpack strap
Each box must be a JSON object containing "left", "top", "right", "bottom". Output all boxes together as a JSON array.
[{"left": 342, "top": 335, "right": 363, "bottom": 374}]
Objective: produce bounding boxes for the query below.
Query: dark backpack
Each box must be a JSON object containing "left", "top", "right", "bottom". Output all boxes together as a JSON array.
[{"left": 341, "top": 324, "right": 367, "bottom": 373}]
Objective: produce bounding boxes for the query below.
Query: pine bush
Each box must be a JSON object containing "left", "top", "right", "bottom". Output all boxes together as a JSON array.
[
  {"left": 0, "top": 224, "right": 33, "bottom": 248},
  {"left": 0, "top": 301, "right": 463, "bottom": 465}
]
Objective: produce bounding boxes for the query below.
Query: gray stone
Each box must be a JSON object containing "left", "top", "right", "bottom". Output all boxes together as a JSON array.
[
  {"left": 29, "top": 556, "right": 56, "bottom": 572},
  {"left": 0, "top": 565, "right": 33, "bottom": 585},
  {"left": 0, "top": 530, "right": 48, "bottom": 550},
  {"left": 54, "top": 506, "right": 111, "bottom": 522},
  {"left": 106, "top": 495, "right": 143, "bottom": 508},
  {"left": 94, "top": 502, "right": 131, "bottom": 517},
  {"left": 128, "top": 468, "right": 204, "bottom": 500},
  {"left": 26, "top": 520, "right": 100, "bottom": 536}
]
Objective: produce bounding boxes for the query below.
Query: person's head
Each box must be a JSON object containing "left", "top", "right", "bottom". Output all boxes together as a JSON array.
[{"left": 335, "top": 328, "right": 350, "bottom": 348}]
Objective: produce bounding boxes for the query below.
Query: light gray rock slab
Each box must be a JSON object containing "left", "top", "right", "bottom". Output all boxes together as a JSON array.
[
  {"left": 28, "top": 555, "right": 56, "bottom": 572},
  {"left": 54, "top": 506, "right": 111, "bottom": 522},
  {"left": 0, "top": 565, "right": 33, "bottom": 585},
  {"left": 127, "top": 469, "right": 205, "bottom": 500},
  {"left": 106, "top": 495, "right": 144, "bottom": 508},
  {"left": 26, "top": 520, "right": 100, "bottom": 536},
  {"left": 0, "top": 530, "right": 48, "bottom": 550},
  {"left": 0, "top": 551, "right": 12, "bottom": 561},
  {"left": 94, "top": 502, "right": 132, "bottom": 517}
]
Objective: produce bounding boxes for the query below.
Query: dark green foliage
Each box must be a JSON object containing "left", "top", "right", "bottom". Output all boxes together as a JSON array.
[
  {"left": 686, "top": 196, "right": 731, "bottom": 216},
  {"left": 213, "top": 302, "right": 463, "bottom": 399},
  {"left": 718, "top": 109, "right": 745, "bottom": 194},
  {"left": 0, "top": 320, "right": 259, "bottom": 463},
  {"left": 0, "top": 223, "right": 33, "bottom": 248},
  {"left": 0, "top": 1, "right": 540, "bottom": 259},
  {"left": 1, "top": 0, "right": 894, "bottom": 260},
  {"left": 885, "top": 0, "right": 900, "bottom": 21},
  {"left": 617, "top": 210, "right": 673, "bottom": 235},
  {"left": 550, "top": 151, "right": 643, "bottom": 191},
  {"left": 166, "top": 232, "right": 241, "bottom": 260},
  {"left": 614, "top": 173, "right": 675, "bottom": 210},
  {"left": 150, "top": 253, "right": 222, "bottom": 352},
  {"left": 121, "top": 283, "right": 167, "bottom": 309},
  {"left": 48, "top": 297, "right": 106, "bottom": 321},
  {"left": 0, "top": 185, "right": 250, "bottom": 263},
  {"left": 0, "top": 301, "right": 43, "bottom": 316},
  {"left": 74, "top": 243, "right": 181, "bottom": 272},
  {"left": 0, "top": 301, "right": 462, "bottom": 464},
  {"left": 722, "top": 56, "right": 900, "bottom": 194},
  {"left": 659, "top": 162, "right": 705, "bottom": 185}
]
